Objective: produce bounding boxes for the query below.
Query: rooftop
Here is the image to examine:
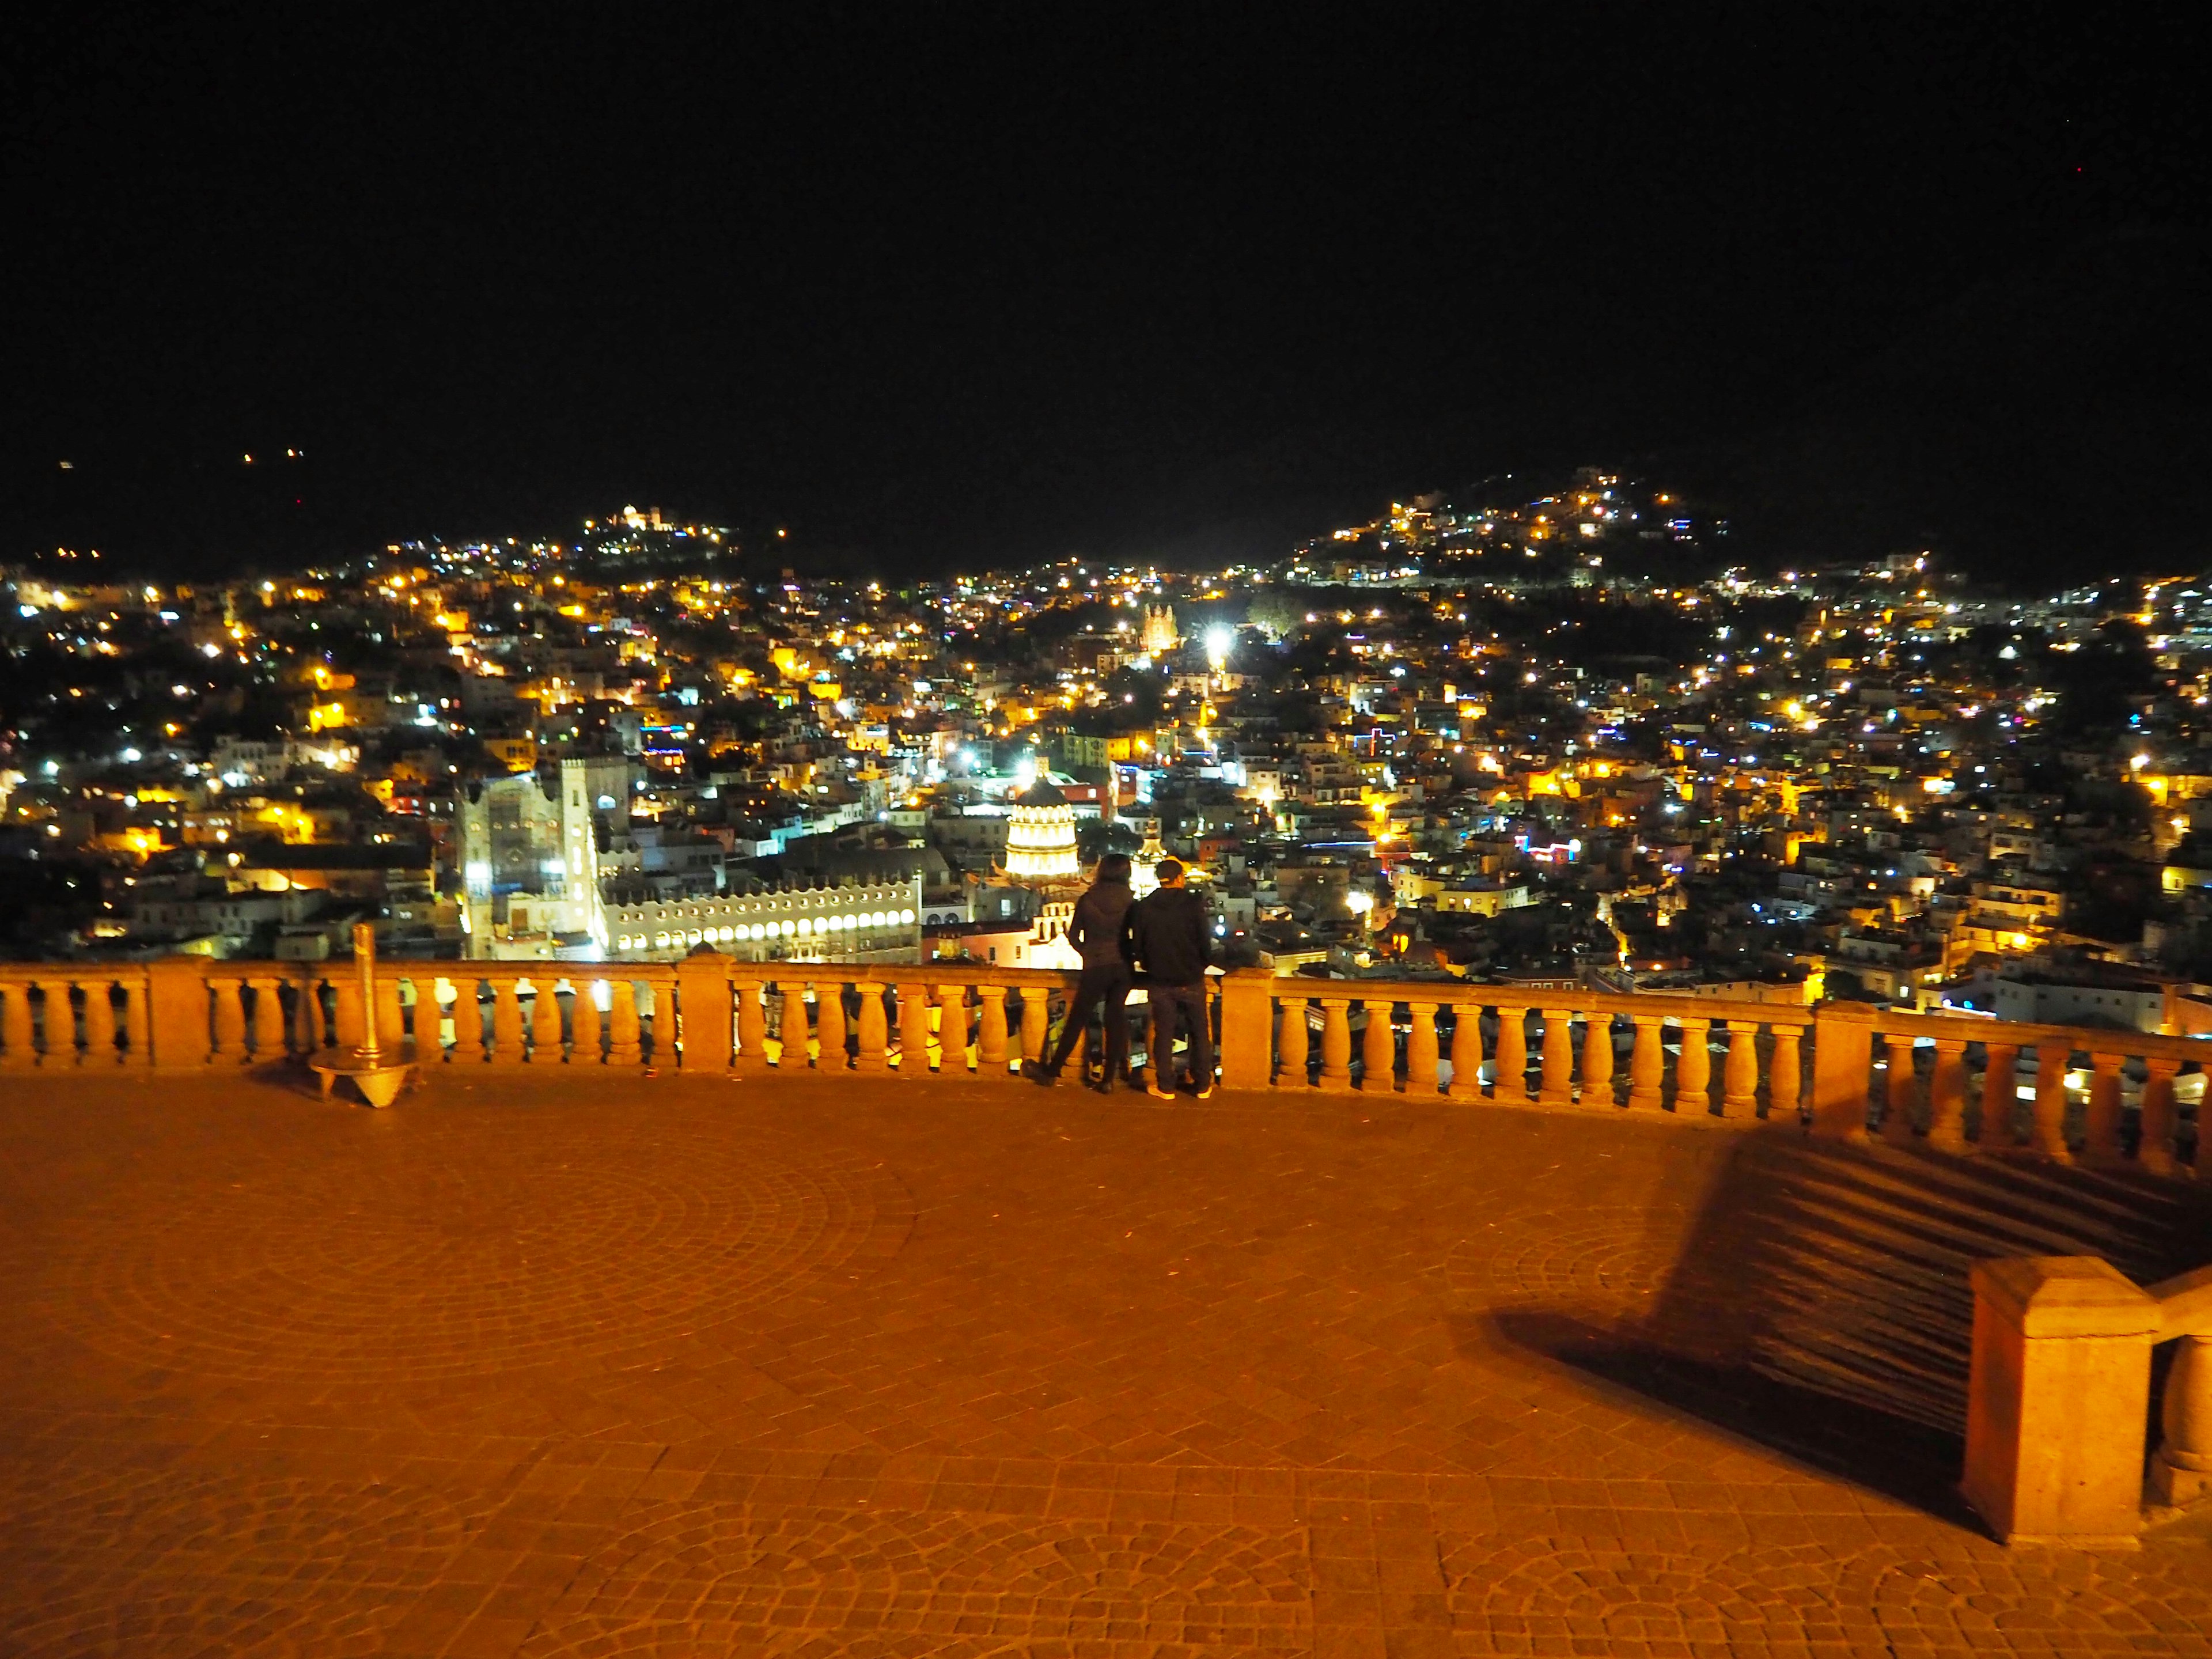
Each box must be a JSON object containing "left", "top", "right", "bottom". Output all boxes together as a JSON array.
[{"left": 6, "top": 1067, "right": 2212, "bottom": 1654}]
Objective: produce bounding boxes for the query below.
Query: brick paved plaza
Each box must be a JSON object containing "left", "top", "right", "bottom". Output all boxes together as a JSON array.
[{"left": 5, "top": 1070, "right": 2212, "bottom": 1656}]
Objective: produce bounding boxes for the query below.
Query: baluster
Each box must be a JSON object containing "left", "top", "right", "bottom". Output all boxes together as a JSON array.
[
  {"left": 1446, "top": 1001, "right": 1479, "bottom": 1097},
  {"left": 1980, "top": 1041, "right": 2020, "bottom": 1147},
  {"left": 1493, "top": 1006, "right": 1527, "bottom": 1102},
  {"left": 294, "top": 974, "right": 325, "bottom": 1055},
  {"left": 854, "top": 980, "right": 891, "bottom": 1072},
  {"left": 530, "top": 979, "right": 563, "bottom": 1062},
  {"left": 976, "top": 985, "right": 1010, "bottom": 1080},
  {"left": 1276, "top": 995, "right": 1309, "bottom": 1087},
  {"left": 376, "top": 972, "right": 406, "bottom": 1056},
  {"left": 637, "top": 976, "right": 667, "bottom": 1065},
  {"left": 1768, "top": 1022, "right": 1801, "bottom": 1122},
  {"left": 571, "top": 978, "right": 604, "bottom": 1064},
  {"left": 333, "top": 970, "right": 367, "bottom": 1052},
  {"left": 249, "top": 976, "right": 287, "bottom": 1061},
  {"left": 41, "top": 980, "right": 78, "bottom": 1063},
  {"left": 893, "top": 982, "right": 933, "bottom": 1075},
  {"left": 1406, "top": 1002, "right": 1440, "bottom": 1093},
  {"left": 1720, "top": 1020, "right": 1760, "bottom": 1117},
  {"left": 2154, "top": 1336, "right": 2212, "bottom": 1509},
  {"left": 121, "top": 974, "right": 153, "bottom": 1067},
  {"left": 935, "top": 983, "right": 969, "bottom": 1073},
  {"left": 207, "top": 975, "right": 245, "bottom": 1065},
  {"left": 733, "top": 976, "right": 768, "bottom": 1073},
  {"left": 489, "top": 980, "right": 526, "bottom": 1065},
  {"left": 2083, "top": 1050, "right": 2127, "bottom": 1164},
  {"left": 1361, "top": 997, "right": 1396, "bottom": 1092},
  {"left": 815, "top": 981, "right": 847, "bottom": 1070},
  {"left": 1582, "top": 1013, "right": 1616, "bottom": 1106},
  {"left": 1673, "top": 1016, "right": 1712, "bottom": 1115},
  {"left": 1881, "top": 1035, "right": 1919, "bottom": 1144},
  {"left": 1926, "top": 1037, "right": 1969, "bottom": 1152},
  {"left": 81, "top": 978, "right": 120, "bottom": 1066},
  {"left": 1317, "top": 998, "right": 1353, "bottom": 1092},
  {"left": 2031, "top": 1040, "right": 2073, "bottom": 1160},
  {"left": 2140, "top": 1056, "right": 2182, "bottom": 1177},
  {"left": 607, "top": 979, "right": 643, "bottom": 1066},
  {"left": 1, "top": 982, "right": 32, "bottom": 1069},
  {"left": 1627, "top": 1015, "right": 1665, "bottom": 1109},
  {"left": 1539, "top": 1008, "right": 1574, "bottom": 1106},
  {"left": 1020, "top": 986, "right": 1051, "bottom": 1065}
]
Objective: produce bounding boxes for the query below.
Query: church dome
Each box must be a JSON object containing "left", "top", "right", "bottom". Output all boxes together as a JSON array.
[{"left": 1006, "top": 782, "right": 1080, "bottom": 880}]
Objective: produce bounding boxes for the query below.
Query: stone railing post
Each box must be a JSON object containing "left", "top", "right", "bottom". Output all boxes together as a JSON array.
[
  {"left": 1881, "top": 1033, "right": 1920, "bottom": 1145},
  {"left": 1018, "top": 987, "right": 1051, "bottom": 1067},
  {"left": 2153, "top": 1334, "right": 2212, "bottom": 1509},
  {"left": 676, "top": 950, "right": 733, "bottom": 1073},
  {"left": 81, "top": 976, "right": 122, "bottom": 1066},
  {"left": 570, "top": 978, "right": 603, "bottom": 1065},
  {"left": 1445, "top": 1002, "right": 1479, "bottom": 1097},
  {"left": 1808, "top": 1002, "right": 1873, "bottom": 1141},
  {"left": 934, "top": 983, "right": 968, "bottom": 1074},
  {"left": 898, "top": 982, "right": 934, "bottom": 1077},
  {"left": 854, "top": 980, "right": 891, "bottom": 1073},
  {"left": 1317, "top": 998, "right": 1353, "bottom": 1092},
  {"left": 1982, "top": 1040, "right": 2021, "bottom": 1147},
  {"left": 733, "top": 976, "right": 769, "bottom": 1074},
  {"left": 1673, "top": 1015, "right": 1712, "bottom": 1115},
  {"left": 975, "top": 985, "right": 1009, "bottom": 1081},
  {"left": 2083, "top": 1048, "right": 2127, "bottom": 1164},
  {"left": 1926, "top": 1036, "right": 1970, "bottom": 1152},
  {"left": 489, "top": 980, "right": 525, "bottom": 1065},
  {"left": 606, "top": 979, "right": 643, "bottom": 1067},
  {"left": 528, "top": 978, "right": 561, "bottom": 1062},
  {"left": 1538, "top": 1009, "right": 1574, "bottom": 1106},
  {"left": 1276, "top": 992, "right": 1310, "bottom": 1086},
  {"left": 1626, "top": 1014, "right": 1664, "bottom": 1110},
  {"left": 1406, "top": 1001, "right": 1440, "bottom": 1093},
  {"left": 145, "top": 956, "right": 211, "bottom": 1071},
  {"left": 1492, "top": 1005, "right": 1527, "bottom": 1102},
  {"left": 1961, "top": 1256, "right": 2157, "bottom": 1547},
  {"left": 2031, "top": 1039, "right": 2073, "bottom": 1161},
  {"left": 1721, "top": 1020, "right": 1760, "bottom": 1116},
  {"left": 248, "top": 975, "right": 288, "bottom": 1062},
  {"left": 1768, "top": 1021, "right": 1801, "bottom": 1122},
  {"left": 1581, "top": 1013, "right": 1615, "bottom": 1106},
  {"left": 2140, "top": 1057, "right": 2182, "bottom": 1177},
  {"left": 1217, "top": 968, "right": 1274, "bottom": 1090},
  {"left": 1361, "top": 997, "right": 1397, "bottom": 1092}
]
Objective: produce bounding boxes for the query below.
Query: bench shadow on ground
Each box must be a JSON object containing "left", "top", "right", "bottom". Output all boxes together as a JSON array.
[{"left": 1465, "top": 1127, "right": 2212, "bottom": 1526}]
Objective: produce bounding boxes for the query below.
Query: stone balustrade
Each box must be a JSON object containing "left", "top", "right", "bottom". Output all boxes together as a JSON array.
[
  {"left": 2, "top": 957, "right": 2206, "bottom": 1172},
  {"left": 1964, "top": 1255, "right": 2212, "bottom": 1545}
]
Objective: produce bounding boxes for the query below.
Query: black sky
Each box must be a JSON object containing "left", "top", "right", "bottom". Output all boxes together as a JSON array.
[{"left": 5, "top": 5, "right": 2207, "bottom": 579}]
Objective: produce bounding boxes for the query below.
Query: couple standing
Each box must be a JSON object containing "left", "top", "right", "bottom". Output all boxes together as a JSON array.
[{"left": 1029, "top": 854, "right": 1214, "bottom": 1099}]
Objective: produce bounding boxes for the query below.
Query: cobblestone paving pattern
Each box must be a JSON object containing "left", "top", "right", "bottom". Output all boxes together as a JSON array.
[{"left": 1, "top": 1071, "right": 2206, "bottom": 1656}]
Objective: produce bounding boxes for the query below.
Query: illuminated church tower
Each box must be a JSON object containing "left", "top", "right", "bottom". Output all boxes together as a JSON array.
[
  {"left": 1005, "top": 779, "right": 1081, "bottom": 880},
  {"left": 1142, "top": 603, "right": 1180, "bottom": 656}
]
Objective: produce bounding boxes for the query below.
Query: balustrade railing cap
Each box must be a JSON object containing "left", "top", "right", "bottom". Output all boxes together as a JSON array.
[{"left": 1972, "top": 1256, "right": 2160, "bottom": 1338}]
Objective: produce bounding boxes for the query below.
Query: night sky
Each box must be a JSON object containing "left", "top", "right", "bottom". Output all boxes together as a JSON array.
[{"left": 6, "top": 7, "right": 2207, "bottom": 581}]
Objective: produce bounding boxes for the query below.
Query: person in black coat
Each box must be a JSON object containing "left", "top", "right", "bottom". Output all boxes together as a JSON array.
[
  {"left": 1123, "top": 857, "right": 1214, "bottom": 1099},
  {"left": 1031, "top": 853, "right": 1136, "bottom": 1089}
]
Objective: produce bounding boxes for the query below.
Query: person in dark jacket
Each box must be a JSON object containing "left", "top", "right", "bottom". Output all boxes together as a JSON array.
[
  {"left": 1123, "top": 857, "right": 1214, "bottom": 1099},
  {"left": 1031, "top": 854, "right": 1136, "bottom": 1089}
]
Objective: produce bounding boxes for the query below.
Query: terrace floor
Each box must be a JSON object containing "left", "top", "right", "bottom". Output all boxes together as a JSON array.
[{"left": 5, "top": 1067, "right": 2212, "bottom": 1657}]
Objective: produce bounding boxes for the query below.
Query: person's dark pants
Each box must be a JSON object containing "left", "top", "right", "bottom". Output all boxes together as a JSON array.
[
  {"left": 1046, "top": 964, "right": 1131, "bottom": 1081},
  {"left": 1147, "top": 982, "right": 1214, "bottom": 1089}
]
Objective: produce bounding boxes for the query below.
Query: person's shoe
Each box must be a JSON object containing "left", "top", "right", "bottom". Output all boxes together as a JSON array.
[
  {"left": 1028, "top": 1064, "right": 1059, "bottom": 1086},
  {"left": 1195, "top": 1082, "right": 1214, "bottom": 1100},
  {"left": 1146, "top": 1085, "right": 1176, "bottom": 1101}
]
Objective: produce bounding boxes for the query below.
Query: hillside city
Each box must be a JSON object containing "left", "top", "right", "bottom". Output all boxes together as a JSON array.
[{"left": 7, "top": 468, "right": 2212, "bottom": 1036}]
